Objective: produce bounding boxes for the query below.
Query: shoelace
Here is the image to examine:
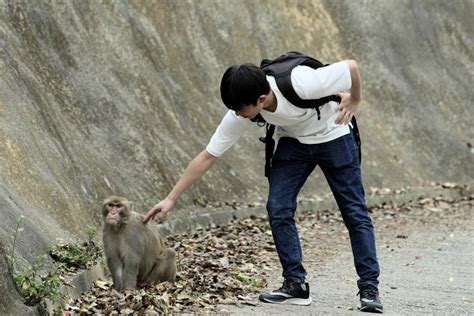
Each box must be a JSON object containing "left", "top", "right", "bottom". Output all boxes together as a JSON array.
[
  {"left": 276, "top": 279, "right": 290, "bottom": 293},
  {"left": 357, "top": 286, "right": 378, "bottom": 299}
]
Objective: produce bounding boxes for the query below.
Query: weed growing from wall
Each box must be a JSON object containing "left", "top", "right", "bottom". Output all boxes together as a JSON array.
[{"left": 6, "top": 216, "right": 102, "bottom": 311}]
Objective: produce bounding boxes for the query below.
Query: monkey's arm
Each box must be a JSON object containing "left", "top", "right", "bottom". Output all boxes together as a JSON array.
[
  {"left": 103, "top": 233, "right": 125, "bottom": 291},
  {"left": 144, "top": 149, "right": 217, "bottom": 222},
  {"left": 121, "top": 253, "right": 141, "bottom": 289},
  {"left": 106, "top": 254, "right": 124, "bottom": 290}
]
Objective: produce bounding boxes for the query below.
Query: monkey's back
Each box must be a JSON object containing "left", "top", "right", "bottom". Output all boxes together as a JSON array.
[
  {"left": 126, "top": 212, "right": 168, "bottom": 278},
  {"left": 128, "top": 211, "right": 166, "bottom": 249}
]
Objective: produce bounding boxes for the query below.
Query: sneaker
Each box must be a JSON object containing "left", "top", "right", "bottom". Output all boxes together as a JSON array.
[
  {"left": 259, "top": 279, "right": 312, "bottom": 305},
  {"left": 358, "top": 284, "right": 383, "bottom": 313}
]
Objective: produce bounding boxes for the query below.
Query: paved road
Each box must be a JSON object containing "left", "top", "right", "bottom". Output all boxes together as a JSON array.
[{"left": 218, "top": 200, "right": 474, "bottom": 315}]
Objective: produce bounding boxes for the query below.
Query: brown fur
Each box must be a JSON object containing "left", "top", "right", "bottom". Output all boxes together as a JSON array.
[{"left": 102, "top": 196, "right": 176, "bottom": 290}]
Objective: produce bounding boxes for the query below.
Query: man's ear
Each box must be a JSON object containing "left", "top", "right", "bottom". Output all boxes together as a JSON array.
[{"left": 258, "top": 95, "right": 267, "bottom": 104}]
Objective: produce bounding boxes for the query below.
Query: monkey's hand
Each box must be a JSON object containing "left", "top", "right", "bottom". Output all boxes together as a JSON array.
[
  {"left": 334, "top": 92, "right": 361, "bottom": 125},
  {"left": 143, "top": 198, "right": 174, "bottom": 224}
]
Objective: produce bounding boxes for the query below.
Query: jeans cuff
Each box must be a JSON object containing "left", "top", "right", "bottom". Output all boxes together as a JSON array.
[{"left": 286, "top": 276, "right": 305, "bottom": 284}]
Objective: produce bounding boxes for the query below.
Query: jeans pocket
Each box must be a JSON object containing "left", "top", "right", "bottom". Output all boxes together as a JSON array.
[{"left": 330, "top": 134, "right": 358, "bottom": 168}]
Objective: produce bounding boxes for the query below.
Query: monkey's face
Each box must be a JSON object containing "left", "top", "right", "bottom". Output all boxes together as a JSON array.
[{"left": 103, "top": 197, "right": 130, "bottom": 226}]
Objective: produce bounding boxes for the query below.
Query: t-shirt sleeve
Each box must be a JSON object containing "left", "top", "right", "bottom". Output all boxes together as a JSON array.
[
  {"left": 206, "top": 110, "right": 253, "bottom": 157},
  {"left": 291, "top": 61, "right": 352, "bottom": 100}
]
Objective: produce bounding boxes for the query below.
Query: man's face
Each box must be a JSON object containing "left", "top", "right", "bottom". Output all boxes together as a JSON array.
[{"left": 235, "top": 102, "right": 263, "bottom": 119}]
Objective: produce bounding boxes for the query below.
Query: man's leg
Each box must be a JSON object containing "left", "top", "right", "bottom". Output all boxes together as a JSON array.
[
  {"left": 267, "top": 138, "right": 316, "bottom": 282},
  {"left": 318, "top": 133, "right": 380, "bottom": 288},
  {"left": 318, "top": 132, "right": 383, "bottom": 312},
  {"left": 260, "top": 137, "right": 315, "bottom": 305}
]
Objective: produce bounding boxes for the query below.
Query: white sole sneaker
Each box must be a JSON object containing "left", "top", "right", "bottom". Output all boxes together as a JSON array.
[{"left": 259, "top": 295, "right": 312, "bottom": 306}]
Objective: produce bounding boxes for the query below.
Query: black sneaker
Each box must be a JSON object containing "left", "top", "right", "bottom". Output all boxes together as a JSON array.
[
  {"left": 358, "top": 284, "right": 383, "bottom": 313},
  {"left": 259, "top": 279, "right": 312, "bottom": 305}
]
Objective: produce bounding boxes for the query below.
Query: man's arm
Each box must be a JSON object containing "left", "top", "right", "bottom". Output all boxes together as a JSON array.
[
  {"left": 335, "top": 60, "right": 362, "bottom": 125},
  {"left": 143, "top": 149, "right": 218, "bottom": 223}
]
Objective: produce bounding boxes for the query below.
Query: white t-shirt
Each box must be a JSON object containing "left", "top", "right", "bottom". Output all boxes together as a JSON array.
[{"left": 206, "top": 61, "right": 352, "bottom": 157}]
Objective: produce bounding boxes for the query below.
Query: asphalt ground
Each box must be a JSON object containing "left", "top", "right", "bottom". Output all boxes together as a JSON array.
[{"left": 217, "top": 192, "right": 473, "bottom": 315}]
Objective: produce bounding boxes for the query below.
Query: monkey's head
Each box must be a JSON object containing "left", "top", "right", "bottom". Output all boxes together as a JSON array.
[{"left": 102, "top": 196, "right": 132, "bottom": 227}]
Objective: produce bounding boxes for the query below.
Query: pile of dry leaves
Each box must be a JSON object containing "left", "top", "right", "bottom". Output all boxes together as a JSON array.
[{"left": 66, "top": 216, "right": 277, "bottom": 314}]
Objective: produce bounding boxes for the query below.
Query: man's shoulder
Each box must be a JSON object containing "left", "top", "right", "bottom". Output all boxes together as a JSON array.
[{"left": 292, "top": 61, "right": 348, "bottom": 78}]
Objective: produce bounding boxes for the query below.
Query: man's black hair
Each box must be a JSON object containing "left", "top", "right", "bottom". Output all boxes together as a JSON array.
[{"left": 220, "top": 63, "right": 270, "bottom": 111}]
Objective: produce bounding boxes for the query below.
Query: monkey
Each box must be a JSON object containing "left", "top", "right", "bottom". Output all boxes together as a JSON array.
[{"left": 102, "top": 196, "right": 176, "bottom": 290}]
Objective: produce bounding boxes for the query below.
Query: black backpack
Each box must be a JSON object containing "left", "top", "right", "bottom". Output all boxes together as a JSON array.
[{"left": 253, "top": 51, "right": 361, "bottom": 177}]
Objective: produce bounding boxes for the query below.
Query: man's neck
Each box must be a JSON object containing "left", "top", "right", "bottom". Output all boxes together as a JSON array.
[{"left": 263, "top": 90, "right": 277, "bottom": 113}]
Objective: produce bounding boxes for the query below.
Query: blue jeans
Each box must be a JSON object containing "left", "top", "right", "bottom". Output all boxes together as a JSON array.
[{"left": 267, "top": 131, "right": 380, "bottom": 289}]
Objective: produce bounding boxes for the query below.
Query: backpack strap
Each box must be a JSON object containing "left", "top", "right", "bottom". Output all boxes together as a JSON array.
[
  {"left": 250, "top": 113, "right": 274, "bottom": 176},
  {"left": 258, "top": 123, "right": 275, "bottom": 177},
  {"left": 351, "top": 116, "right": 362, "bottom": 164},
  {"left": 275, "top": 74, "right": 341, "bottom": 119}
]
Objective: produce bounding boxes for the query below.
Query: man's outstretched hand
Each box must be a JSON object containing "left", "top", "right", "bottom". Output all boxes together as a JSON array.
[{"left": 143, "top": 198, "right": 175, "bottom": 224}]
